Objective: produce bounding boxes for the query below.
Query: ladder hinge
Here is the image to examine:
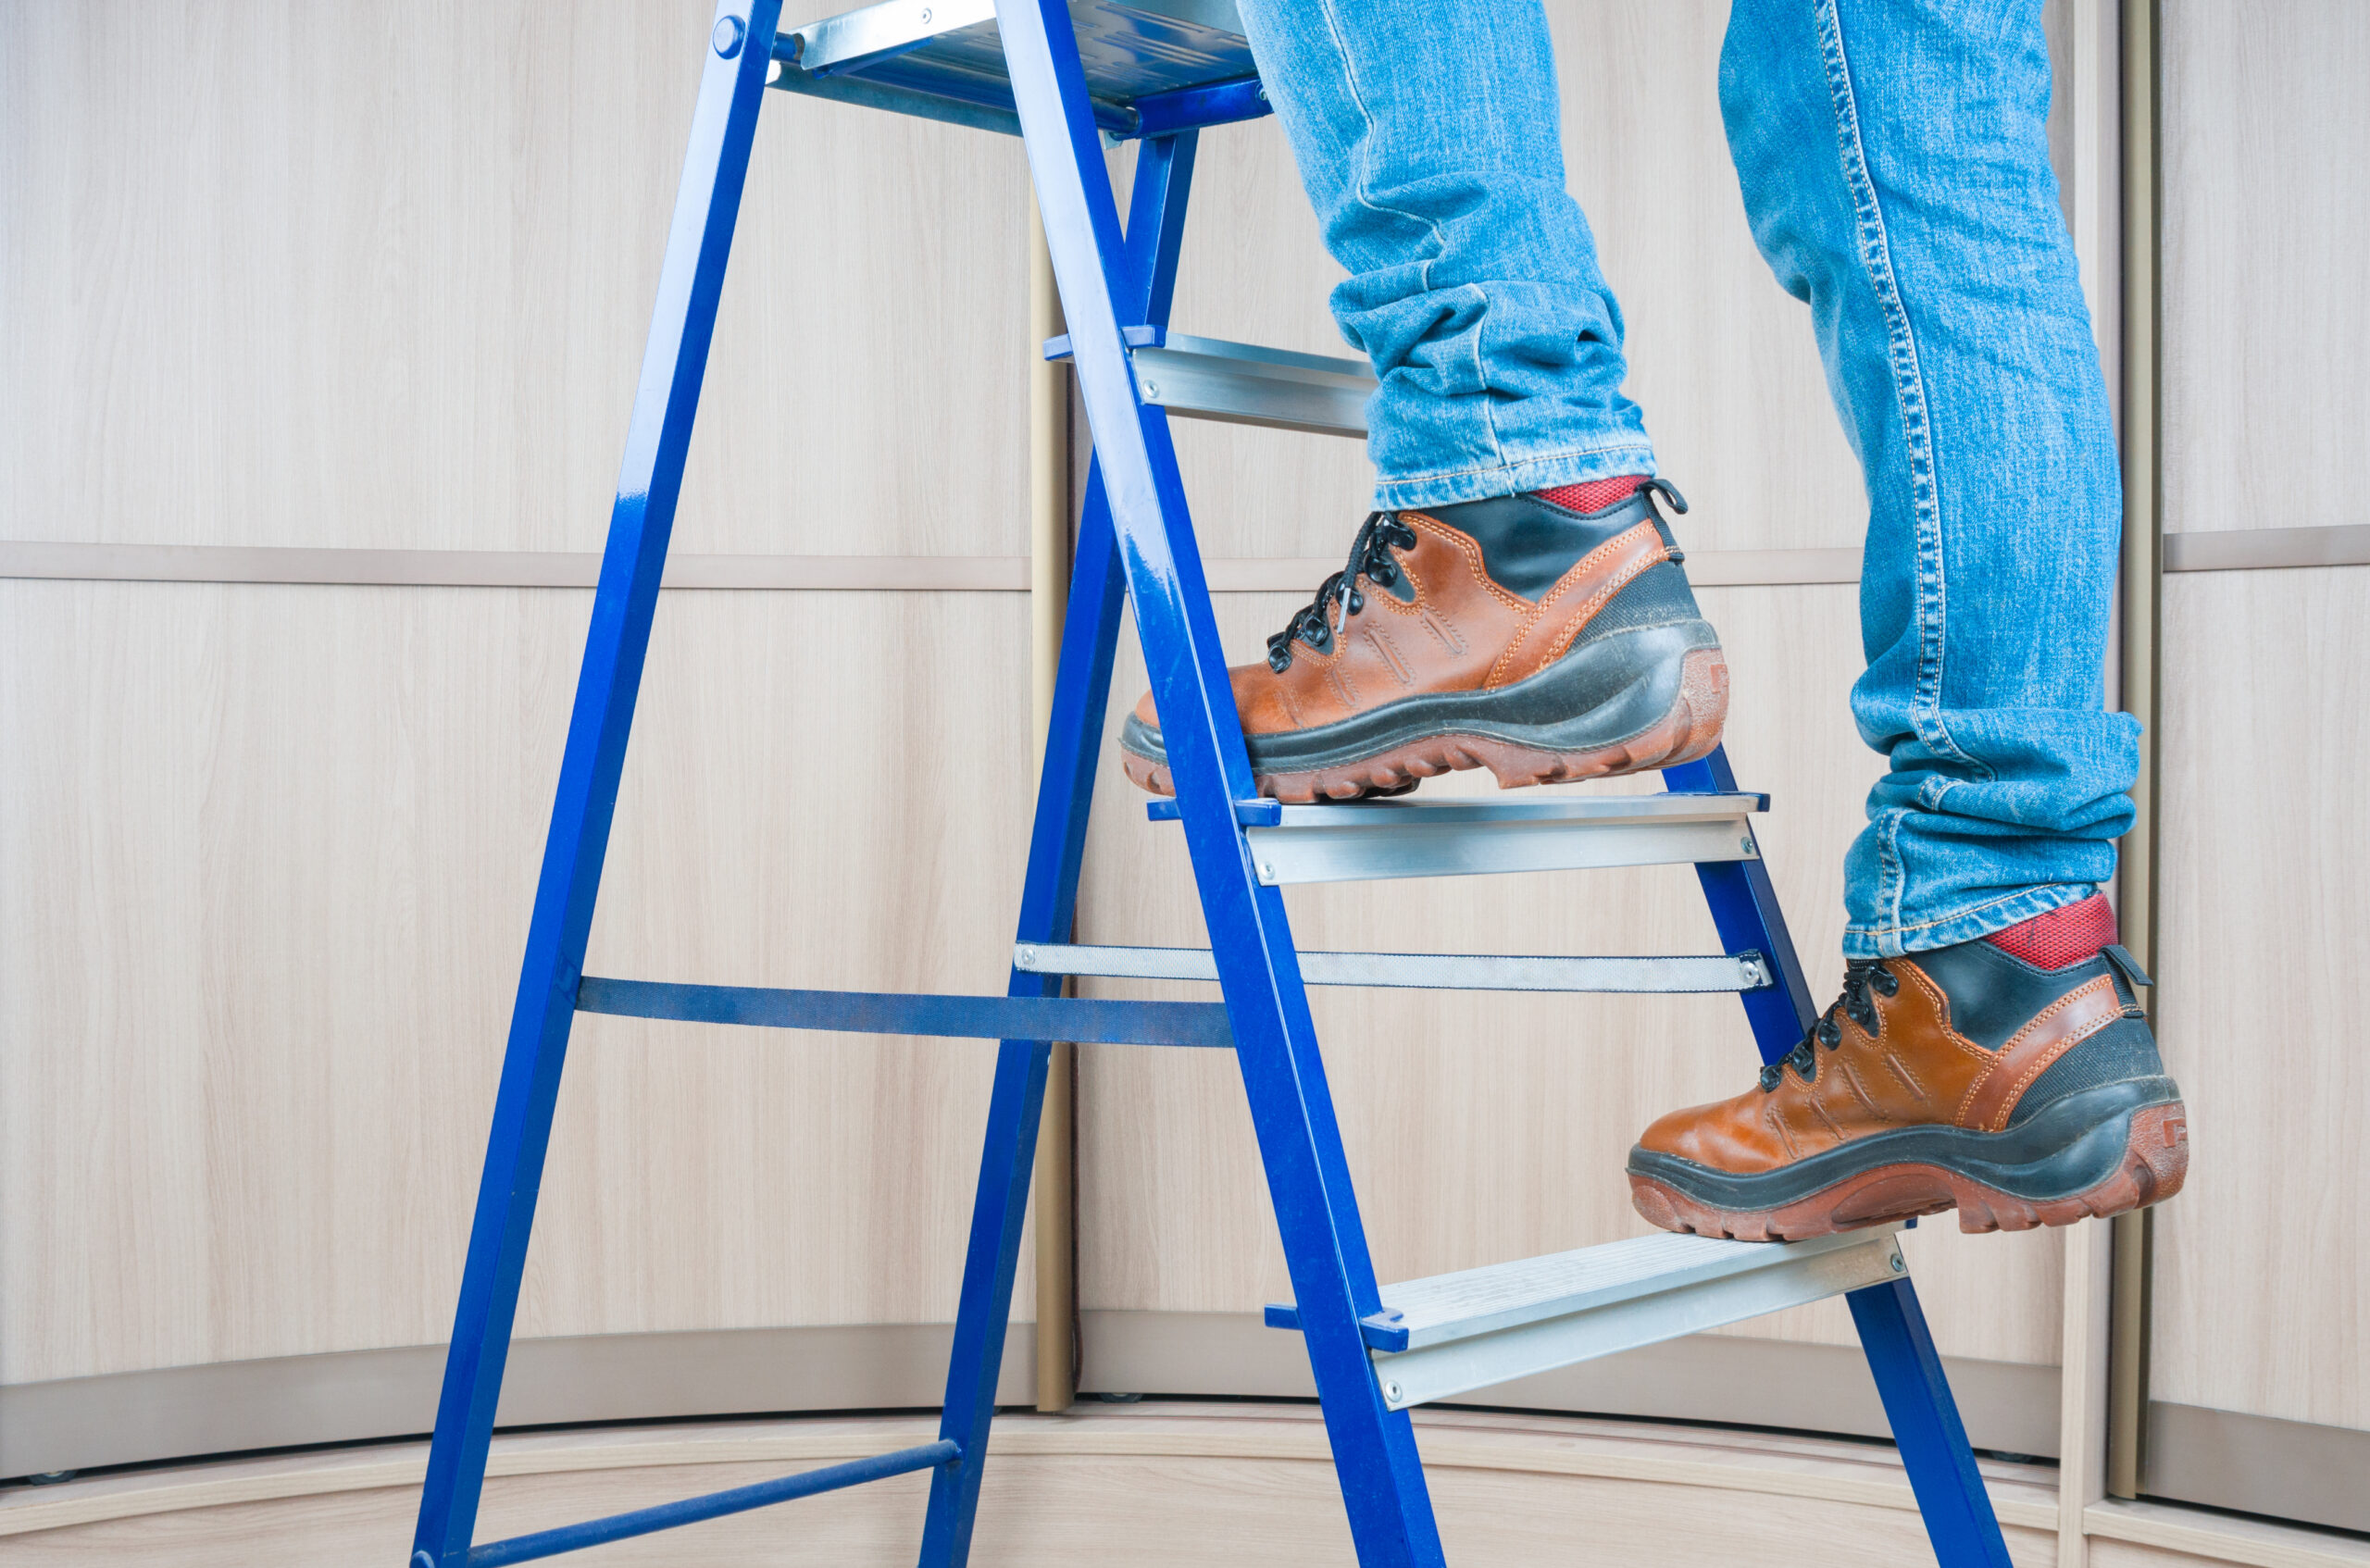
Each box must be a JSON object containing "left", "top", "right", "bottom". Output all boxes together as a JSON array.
[
  {"left": 1042, "top": 324, "right": 1165, "bottom": 361},
  {"left": 1145, "top": 797, "right": 1282, "bottom": 827}
]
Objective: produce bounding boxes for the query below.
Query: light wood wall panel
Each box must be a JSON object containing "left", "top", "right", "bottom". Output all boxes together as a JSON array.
[
  {"left": 2151, "top": 567, "right": 2370, "bottom": 1430},
  {"left": 1077, "top": 582, "right": 2064, "bottom": 1369},
  {"left": 0, "top": 0, "right": 1032, "bottom": 557},
  {"left": 0, "top": 581, "right": 1036, "bottom": 1383},
  {"left": 1160, "top": 1, "right": 1865, "bottom": 561},
  {"left": 2159, "top": 1, "right": 2370, "bottom": 533}
]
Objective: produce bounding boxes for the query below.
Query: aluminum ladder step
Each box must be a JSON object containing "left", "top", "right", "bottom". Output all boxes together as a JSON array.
[
  {"left": 1147, "top": 790, "right": 1769, "bottom": 886},
  {"left": 1266, "top": 1226, "right": 1909, "bottom": 1412},
  {"left": 771, "top": 0, "right": 1264, "bottom": 140},
  {"left": 1045, "top": 330, "right": 1377, "bottom": 438},
  {"left": 1015, "top": 942, "right": 1771, "bottom": 993}
]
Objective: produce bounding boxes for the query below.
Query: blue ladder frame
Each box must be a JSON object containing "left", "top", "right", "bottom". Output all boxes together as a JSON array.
[{"left": 407, "top": 4, "right": 2016, "bottom": 1564}]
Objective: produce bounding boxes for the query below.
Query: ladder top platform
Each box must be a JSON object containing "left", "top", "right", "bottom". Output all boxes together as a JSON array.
[{"left": 774, "top": 0, "right": 1263, "bottom": 138}]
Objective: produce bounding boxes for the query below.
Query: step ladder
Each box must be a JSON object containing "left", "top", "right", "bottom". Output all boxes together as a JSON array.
[{"left": 408, "top": 3, "right": 2018, "bottom": 1564}]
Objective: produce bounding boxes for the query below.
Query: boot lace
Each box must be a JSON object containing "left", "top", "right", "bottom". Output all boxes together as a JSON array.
[
  {"left": 1266, "top": 512, "right": 1420, "bottom": 672},
  {"left": 1760, "top": 958, "right": 1899, "bottom": 1090}
]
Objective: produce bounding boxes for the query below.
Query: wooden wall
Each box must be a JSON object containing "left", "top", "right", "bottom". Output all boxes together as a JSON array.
[
  {"left": 2145, "top": 0, "right": 2370, "bottom": 1503},
  {"left": 0, "top": 0, "right": 1043, "bottom": 1388}
]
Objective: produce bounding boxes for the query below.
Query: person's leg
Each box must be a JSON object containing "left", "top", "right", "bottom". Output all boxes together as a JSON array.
[
  {"left": 1723, "top": 0, "right": 2137, "bottom": 953},
  {"left": 1626, "top": 0, "right": 2186, "bottom": 1240},
  {"left": 1119, "top": 0, "right": 1727, "bottom": 803},
  {"left": 1232, "top": 0, "right": 1653, "bottom": 508}
]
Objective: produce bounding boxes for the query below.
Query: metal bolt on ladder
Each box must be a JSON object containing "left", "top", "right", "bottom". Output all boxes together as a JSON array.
[{"left": 407, "top": 4, "right": 2017, "bottom": 1565}]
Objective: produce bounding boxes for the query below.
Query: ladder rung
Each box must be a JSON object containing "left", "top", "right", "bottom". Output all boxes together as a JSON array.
[
  {"left": 1014, "top": 942, "right": 1770, "bottom": 994},
  {"left": 1266, "top": 1227, "right": 1906, "bottom": 1412},
  {"left": 574, "top": 977, "right": 1231, "bottom": 1048},
  {"left": 1150, "top": 790, "right": 1769, "bottom": 886},
  {"left": 1127, "top": 332, "right": 1376, "bottom": 437},
  {"left": 466, "top": 1438, "right": 959, "bottom": 1567}
]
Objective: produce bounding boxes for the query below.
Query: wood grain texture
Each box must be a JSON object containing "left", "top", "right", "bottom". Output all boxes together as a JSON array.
[
  {"left": 2159, "top": 2, "right": 2370, "bottom": 533},
  {"left": 0, "top": 1406, "right": 2061, "bottom": 1565},
  {"left": 0, "top": 1, "right": 1031, "bottom": 556},
  {"left": 1075, "top": 582, "right": 2064, "bottom": 1370},
  {"left": 0, "top": 581, "right": 1037, "bottom": 1381},
  {"left": 2150, "top": 569, "right": 2370, "bottom": 1431}
]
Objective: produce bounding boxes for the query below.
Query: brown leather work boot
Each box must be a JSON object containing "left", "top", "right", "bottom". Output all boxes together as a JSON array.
[
  {"left": 1628, "top": 893, "right": 2189, "bottom": 1240},
  {"left": 1117, "top": 479, "right": 1727, "bottom": 802}
]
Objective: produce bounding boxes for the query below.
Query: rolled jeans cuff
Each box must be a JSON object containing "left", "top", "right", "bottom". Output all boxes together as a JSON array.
[
  {"left": 1843, "top": 881, "right": 2103, "bottom": 961},
  {"left": 1372, "top": 442, "right": 1658, "bottom": 511}
]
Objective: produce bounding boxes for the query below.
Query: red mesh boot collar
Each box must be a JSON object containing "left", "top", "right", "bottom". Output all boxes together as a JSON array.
[
  {"left": 1532, "top": 475, "right": 1648, "bottom": 515},
  {"left": 1986, "top": 892, "right": 2119, "bottom": 970}
]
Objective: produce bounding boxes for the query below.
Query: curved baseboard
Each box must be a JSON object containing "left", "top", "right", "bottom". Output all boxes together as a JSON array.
[
  {"left": 6, "top": 1405, "right": 2362, "bottom": 1568},
  {"left": 2, "top": 1314, "right": 2055, "bottom": 1481}
]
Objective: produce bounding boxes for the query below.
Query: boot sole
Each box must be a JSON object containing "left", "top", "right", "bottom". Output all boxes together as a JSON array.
[
  {"left": 1628, "top": 1098, "right": 2189, "bottom": 1243},
  {"left": 1122, "top": 644, "right": 1728, "bottom": 803}
]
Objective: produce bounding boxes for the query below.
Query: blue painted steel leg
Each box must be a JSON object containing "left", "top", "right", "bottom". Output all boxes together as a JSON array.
[
  {"left": 408, "top": 6, "right": 781, "bottom": 1563},
  {"left": 916, "top": 126, "right": 1204, "bottom": 1568},
  {"left": 1848, "top": 1281, "right": 2018, "bottom": 1568},
  {"left": 1665, "top": 744, "right": 2013, "bottom": 1566},
  {"left": 992, "top": 5, "right": 1446, "bottom": 1565}
]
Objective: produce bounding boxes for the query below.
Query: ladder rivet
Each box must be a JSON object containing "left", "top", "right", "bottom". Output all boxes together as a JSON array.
[
  {"left": 1740, "top": 836, "right": 1754, "bottom": 853},
  {"left": 920, "top": 6, "right": 933, "bottom": 20},
  {"left": 1141, "top": 380, "right": 1160, "bottom": 398},
  {"left": 1384, "top": 1381, "right": 1403, "bottom": 1402},
  {"left": 1890, "top": 1252, "right": 1905, "bottom": 1273},
  {"left": 711, "top": 16, "right": 745, "bottom": 57}
]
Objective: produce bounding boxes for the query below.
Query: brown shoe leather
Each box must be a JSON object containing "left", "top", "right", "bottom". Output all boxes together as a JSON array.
[
  {"left": 1628, "top": 895, "right": 2189, "bottom": 1240},
  {"left": 1117, "top": 482, "right": 1728, "bottom": 802}
]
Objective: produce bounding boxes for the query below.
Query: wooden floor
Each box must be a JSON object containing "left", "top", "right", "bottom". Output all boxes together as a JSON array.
[{"left": 3, "top": 1404, "right": 2362, "bottom": 1568}]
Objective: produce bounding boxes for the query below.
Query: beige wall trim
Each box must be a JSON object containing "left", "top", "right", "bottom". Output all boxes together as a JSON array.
[
  {"left": 1075, "top": 1310, "right": 2061, "bottom": 1460},
  {"left": 13, "top": 533, "right": 2354, "bottom": 593},
  {"left": 0, "top": 541, "right": 1038, "bottom": 591},
  {"left": 2139, "top": 1401, "right": 2370, "bottom": 1537},
  {"left": 2086, "top": 1498, "right": 2370, "bottom": 1568},
  {"left": 0, "top": 1325, "right": 1035, "bottom": 1480},
  {"left": 2, "top": 541, "right": 1871, "bottom": 591},
  {"left": 2163, "top": 525, "right": 2370, "bottom": 573}
]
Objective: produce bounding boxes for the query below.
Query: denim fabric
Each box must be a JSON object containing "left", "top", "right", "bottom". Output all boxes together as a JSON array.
[
  {"left": 1229, "top": 0, "right": 1657, "bottom": 510},
  {"left": 1238, "top": 0, "right": 2140, "bottom": 956}
]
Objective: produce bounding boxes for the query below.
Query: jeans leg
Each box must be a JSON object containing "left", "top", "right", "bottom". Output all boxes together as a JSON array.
[
  {"left": 1234, "top": 0, "right": 1655, "bottom": 509},
  {"left": 1719, "top": 0, "right": 2140, "bottom": 958}
]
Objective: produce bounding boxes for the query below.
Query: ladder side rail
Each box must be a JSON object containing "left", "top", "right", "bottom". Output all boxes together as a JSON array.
[
  {"left": 916, "top": 126, "right": 1203, "bottom": 1568},
  {"left": 1664, "top": 747, "right": 1820, "bottom": 1058},
  {"left": 994, "top": 6, "right": 1445, "bottom": 1565},
  {"left": 408, "top": 6, "right": 783, "bottom": 1563},
  {"left": 1848, "top": 1280, "right": 2019, "bottom": 1568},
  {"left": 1665, "top": 753, "right": 2014, "bottom": 1565}
]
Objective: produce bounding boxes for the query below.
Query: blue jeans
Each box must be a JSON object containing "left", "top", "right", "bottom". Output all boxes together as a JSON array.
[{"left": 1232, "top": 0, "right": 2139, "bottom": 959}]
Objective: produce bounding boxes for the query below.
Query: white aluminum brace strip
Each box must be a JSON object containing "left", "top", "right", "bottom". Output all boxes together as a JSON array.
[
  {"left": 1368, "top": 1226, "right": 1908, "bottom": 1412},
  {"left": 1236, "top": 792, "right": 1767, "bottom": 887},
  {"left": 1130, "top": 333, "right": 1376, "bottom": 438},
  {"left": 783, "top": 0, "right": 999, "bottom": 73},
  {"left": 1012, "top": 942, "right": 1769, "bottom": 993}
]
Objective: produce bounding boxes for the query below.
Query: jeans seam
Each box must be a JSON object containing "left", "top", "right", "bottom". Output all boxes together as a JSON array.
[
  {"left": 1852, "top": 883, "right": 2095, "bottom": 941},
  {"left": 1308, "top": 0, "right": 1503, "bottom": 467},
  {"left": 1815, "top": 0, "right": 1993, "bottom": 785},
  {"left": 1378, "top": 438, "right": 1654, "bottom": 487}
]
